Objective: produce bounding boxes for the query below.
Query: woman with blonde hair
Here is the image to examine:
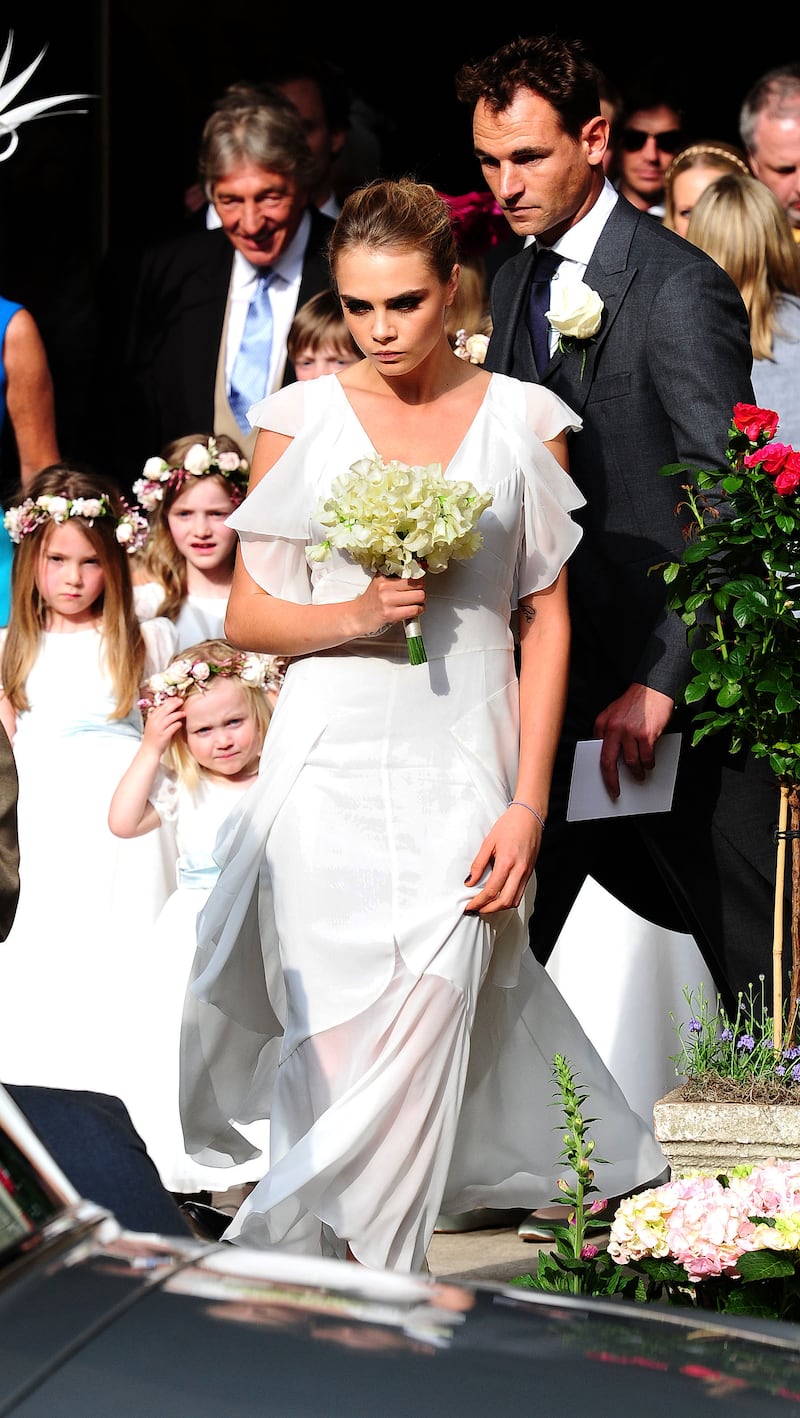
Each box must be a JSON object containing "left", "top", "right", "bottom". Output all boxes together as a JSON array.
[
  {"left": 686, "top": 171, "right": 800, "bottom": 443},
  {"left": 180, "top": 177, "right": 666, "bottom": 1272},
  {"left": 662, "top": 140, "right": 751, "bottom": 237}
]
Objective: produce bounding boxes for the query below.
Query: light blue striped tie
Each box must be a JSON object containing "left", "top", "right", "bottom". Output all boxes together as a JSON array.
[{"left": 229, "top": 269, "right": 274, "bottom": 433}]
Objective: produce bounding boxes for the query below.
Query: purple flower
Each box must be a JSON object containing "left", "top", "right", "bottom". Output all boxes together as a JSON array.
[
  {"left": 581, "top": 1243, "right": 599, "bottom": 1259},
  {"left": 736, "top": 1034, "right": 755, "bottom": 1053},
  {"left": 792, "top": 1063, "right": 800, "bottom": 1084},
  {"left": 688, "top": 1018, "right": 702, "bottom": 1034},
  {"left": 721, "top": 1028, "right": 733, "bottom": 1042},
  {"left": 784, "top": 1046, "right": 800, "bottom": 1060},
  {"left": 776, "top": 1065, "right": 787, "bottom": 1076}
]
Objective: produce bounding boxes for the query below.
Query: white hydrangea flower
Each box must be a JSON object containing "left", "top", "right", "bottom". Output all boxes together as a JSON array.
[
  {"left": 183, "top": 443, "right": 213, "bottom": 475},
  {"left": 142, "top": 457, "right": 168, "bottom": 480},
  {"left": 43, "top": 495, "right": 68, "bottom": 519}
]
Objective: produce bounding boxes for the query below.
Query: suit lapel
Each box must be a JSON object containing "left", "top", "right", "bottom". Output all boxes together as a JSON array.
[{"left": 542, "top": 200, "right": 641, "bottom": 411}]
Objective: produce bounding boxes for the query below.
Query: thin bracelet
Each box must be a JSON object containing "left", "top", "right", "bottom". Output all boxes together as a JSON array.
[{"left": 507, "top": 800, "right": 546, "bottom": 829}]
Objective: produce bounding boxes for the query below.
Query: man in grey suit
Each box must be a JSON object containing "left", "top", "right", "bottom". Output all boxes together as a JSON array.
[{"left": 455, "top": 35, "right": 786, "bottom": 1019}]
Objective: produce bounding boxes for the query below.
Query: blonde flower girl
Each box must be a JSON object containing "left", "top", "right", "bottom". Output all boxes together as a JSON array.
[
  {"left": 0, "top": 464, "right": 178, "bottom": 1113},
  {"left": 131, "top": 434, "right": 249, "bottom": 651},
  {"left": 109, "top": 638, "right": 284, "bottom": 1196}
]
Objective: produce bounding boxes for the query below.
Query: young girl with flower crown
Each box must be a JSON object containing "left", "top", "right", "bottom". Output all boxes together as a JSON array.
[
  {"left": 0, "top": 463, "right": 179, "bottom": 1118},
  {"left": 132, "top": 433, "right": 249, "bottom": 651},
  {"left": 108, "top": 638, "right": 284, "bottom": 1196}
]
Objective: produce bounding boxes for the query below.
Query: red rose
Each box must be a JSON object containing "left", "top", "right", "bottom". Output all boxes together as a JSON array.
[
  {"left": 775, "top": 449, "right": 800, "bottom": 494},
  {"left": 732, "top": 403, "right": 780, "bottom": 442},
  {"left": 744, "top": 441, "right": 792, "bottom": 475}
]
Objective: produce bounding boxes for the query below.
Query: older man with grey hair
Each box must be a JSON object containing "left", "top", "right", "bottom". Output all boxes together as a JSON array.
[
  {"left": 739, "top": 64, "right": 800, "bottom": 241},
  {"left": 94, "top": 84, "right": 336, "bottom": 493}
]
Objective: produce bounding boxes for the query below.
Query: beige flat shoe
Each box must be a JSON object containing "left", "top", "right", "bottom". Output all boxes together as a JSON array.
[{"left": 517, "top": 1205, "right": 574, "bottom": 1241}]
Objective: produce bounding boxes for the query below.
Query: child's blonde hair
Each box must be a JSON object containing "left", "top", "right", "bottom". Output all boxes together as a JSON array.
[
  {"left": 287, "top": 289, "right": 362, "bottom": 365},
  {"left": 2, "top": 464, "right": 146, "bottom": 717},
  {"left": 142, "top": 637, "right": 280, "bottom": 790},
  {"left": 134, "top": 433, "right": 248, "bottom": 623}
]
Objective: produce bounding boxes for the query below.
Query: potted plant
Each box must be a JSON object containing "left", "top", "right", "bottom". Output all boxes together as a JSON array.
[
  {"left": 654, "top": 979, "right": 800, "bottom": 1176},
  {"left": 659, "top": 403, "right": 800, "bottom": 1045}
]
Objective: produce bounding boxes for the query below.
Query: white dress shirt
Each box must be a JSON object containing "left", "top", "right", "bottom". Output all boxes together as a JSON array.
[{"left": 544, "top": 179, "right": 619, "bottom": 358}]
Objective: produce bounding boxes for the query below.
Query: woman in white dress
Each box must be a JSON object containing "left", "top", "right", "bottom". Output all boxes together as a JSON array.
[
  {"left": 0, "top": 465, "right": 178, "bottom": 1117},
  {"left": 180, "top": 180, "right": 667, "bottom": 1273},
  {"left": 132, "top": 433, "right": 249, "bottom": 650}
]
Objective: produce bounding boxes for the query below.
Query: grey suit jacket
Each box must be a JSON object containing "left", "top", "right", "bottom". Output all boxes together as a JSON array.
[{"left": 486, "top": 197, "right": 755, "bottom": 705}]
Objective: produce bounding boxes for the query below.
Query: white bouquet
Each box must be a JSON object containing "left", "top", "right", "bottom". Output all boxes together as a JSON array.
[{"left": 307, "top": 454, "right": 494, "bottom": 664}]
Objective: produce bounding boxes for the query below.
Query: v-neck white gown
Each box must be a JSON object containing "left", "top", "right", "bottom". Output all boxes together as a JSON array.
[{"left": 180, "top": 374, "right": 667, "bottom": 1272}]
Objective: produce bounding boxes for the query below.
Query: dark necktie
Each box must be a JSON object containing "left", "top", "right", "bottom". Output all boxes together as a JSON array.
[
  {"left": 229, "top": 269, "right": 275, "bottom": 433},
  {"left": 527, "top": 247, "right": 562, "bottom": 376}
]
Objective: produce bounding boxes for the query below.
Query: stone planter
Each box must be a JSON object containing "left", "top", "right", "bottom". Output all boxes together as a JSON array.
[{"left": 653, "top": 1086, "right": 800, "bottom": 1176}]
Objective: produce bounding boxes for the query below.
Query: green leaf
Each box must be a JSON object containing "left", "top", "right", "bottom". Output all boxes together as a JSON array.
[
  {"left": 685, "top": 681, "right": 709, "bottom": 704},
  {"left": 736, "top": 1249, "right": 796, "bottom": 1282},
  {"left": 716, "top": 683, "right": 743, "bottom": 708}
]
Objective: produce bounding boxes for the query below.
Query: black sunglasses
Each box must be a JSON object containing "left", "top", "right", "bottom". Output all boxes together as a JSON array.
[{"left": 620, "top": 127, "right": 685, "bottom": 155}]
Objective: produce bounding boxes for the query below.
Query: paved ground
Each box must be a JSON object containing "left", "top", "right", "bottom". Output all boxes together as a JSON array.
[{"left": 426, "top": 1220, "right": 547, "bottom": 1286}]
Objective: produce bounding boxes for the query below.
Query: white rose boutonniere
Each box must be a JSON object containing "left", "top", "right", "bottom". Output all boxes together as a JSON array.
[{"left": 546, "top": 281, "right": 604, "bottom": 377}]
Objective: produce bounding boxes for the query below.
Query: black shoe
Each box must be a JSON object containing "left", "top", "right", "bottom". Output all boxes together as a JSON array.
[{"left": 180, "top": 1200, "right": 233, "bottom": 1242}]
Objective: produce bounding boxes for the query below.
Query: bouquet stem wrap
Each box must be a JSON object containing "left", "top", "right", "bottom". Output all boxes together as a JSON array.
[{"left": 403, "top": 617, "right": 427, "bottom": 665}]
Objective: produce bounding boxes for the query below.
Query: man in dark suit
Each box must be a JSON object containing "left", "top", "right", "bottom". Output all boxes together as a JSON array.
[
  {"left": 98, "top": 86, "right": 335, "bottom": 493},
  {"left": 455, "top": 35, "right": 786, "bottom": 1019}
]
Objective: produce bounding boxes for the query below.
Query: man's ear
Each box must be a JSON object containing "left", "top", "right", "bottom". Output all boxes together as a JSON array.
[{"left": 583, "top": 115, "right": 610, "bottom": 170}]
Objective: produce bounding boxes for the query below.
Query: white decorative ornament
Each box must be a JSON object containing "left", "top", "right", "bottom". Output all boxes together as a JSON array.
[{"left": 0, "top": 30, "right": 90, "bottom": 162}]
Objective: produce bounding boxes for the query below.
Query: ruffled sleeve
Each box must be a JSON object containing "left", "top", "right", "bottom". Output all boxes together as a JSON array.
[
  {"left": 149, "top": 765, "right": 179, "bottom": 825},
  {"left": 227, "top": 379, "right": 345, "bottom": 603},
  {"left": 487, "top": 376, "right": 586, "bottom": 598},
  {"left": 133, "top": 581, "right": 164, "bottom": 623},
  {"left": 141, "top": 616, "right": 179, "bottom": 677}
]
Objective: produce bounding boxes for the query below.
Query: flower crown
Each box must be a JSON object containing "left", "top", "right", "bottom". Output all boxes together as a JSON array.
[
  {"left": 3, "top": 494, "right": 149, "bottom": 554},
  {"left": 133, "top": 437, "right": 249, "bottom": 513},
  {"left": 139, "top": 650, "right": 285, "bottom": 712}
]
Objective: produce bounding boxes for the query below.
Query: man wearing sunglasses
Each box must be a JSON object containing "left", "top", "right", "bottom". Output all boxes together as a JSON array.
[{"left": 615, "top": 82, "right": 686, "bottom": 218}]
